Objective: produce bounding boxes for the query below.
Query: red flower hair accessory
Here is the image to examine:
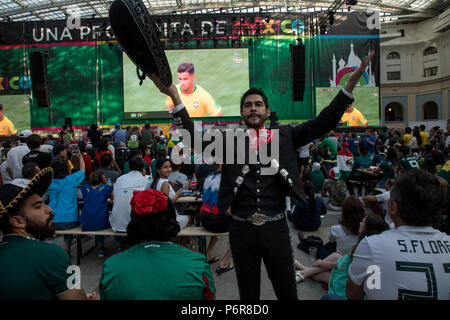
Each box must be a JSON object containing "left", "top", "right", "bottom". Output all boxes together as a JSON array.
[{"left": 130, "top": 189, "right": 168, "bottom": 215}]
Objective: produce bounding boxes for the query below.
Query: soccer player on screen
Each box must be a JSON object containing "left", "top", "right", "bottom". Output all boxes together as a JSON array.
[
  {"left": 340, "top": 104, "right": 368, "bottom": 127},
  {"left": 166, "top": 63, "right": 223, "bottom": 117}
]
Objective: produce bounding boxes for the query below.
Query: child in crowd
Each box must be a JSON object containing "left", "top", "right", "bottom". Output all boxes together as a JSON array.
[
  {"left": 79, "top": 171, "right": 114, "bottom": 258},
  {"left": 143, "top": 147, "right": 152, "bottom": 169}
]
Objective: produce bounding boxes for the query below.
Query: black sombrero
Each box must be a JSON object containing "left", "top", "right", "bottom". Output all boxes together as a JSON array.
[
  {"left": 0, "top": 167, "right": 53, "bottom": 219},
  {"left": 109, "top": 0, "right": 172, "bottom": 86}
]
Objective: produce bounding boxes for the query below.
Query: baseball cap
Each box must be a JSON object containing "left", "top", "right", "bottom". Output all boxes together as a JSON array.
[
  {"left": 115, "top": 123, "right": 121, "bottom": 128},
  {"left": 342, "top": 142, "right": 349, "bottom": 148},
  {"left": 19, "top": 129, "right": 33, "bottom": 138}
]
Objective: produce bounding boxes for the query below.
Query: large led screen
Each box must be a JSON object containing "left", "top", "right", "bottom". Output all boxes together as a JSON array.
[
  {"left": 315, "top": 87, "right": 380, "bottom": 127},
  {"left": 123, "top": 48, "right": 249, "bottom": 119}
]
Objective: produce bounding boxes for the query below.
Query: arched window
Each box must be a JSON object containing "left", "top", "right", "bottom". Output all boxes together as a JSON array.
[
  {"left": 385, "top": 102, "right": 404, "bottom": 122},
  {"left": 424, "top": 47, "right": 438, "bottom": 56},
  {"left": 386, "top": 52, "right": 400, "bottom": 60},
  {"left": 423, "top": 101, "right": 438, "bottom": 120}
]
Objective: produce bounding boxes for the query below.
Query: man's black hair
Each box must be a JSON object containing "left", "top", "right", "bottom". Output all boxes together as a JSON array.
[
  {"left": 129, "top": 156, "right": 145, "bottom": 172},
  {"left": 405, "top": 127, "right": 411, "bottom": 134},
  {"left": 100, "top": 153, "right": 113, "bottom": 168},
  {"left": 390, "top": 169, "right": 443, "bottom": 226},
  {"left": 128, "top": 148, "right": 142, "bottom": 160},
  {"left": 398, "top": 145, "right": 410, "bottom": 156},
  {"left": 26, "top": 134, "right": 42, "bottom": 150},
  {"left": 240, "top": 87, "right": 269, "bottom": 111},
  {"left": 22, "top": 162, "right": 40, "bottom": 179}
]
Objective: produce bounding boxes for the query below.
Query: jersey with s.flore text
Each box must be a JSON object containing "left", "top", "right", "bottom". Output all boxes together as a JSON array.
[{"left": 348, "top": 226, "right": 450, "bottom": 300}]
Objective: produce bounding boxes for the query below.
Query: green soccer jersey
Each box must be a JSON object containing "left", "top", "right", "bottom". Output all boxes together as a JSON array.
[
  {"left": 100, "top": 241, "right": 216, "bottom": 300},
  {"left": 400, "top": 155, "right": 420, "bottom": 172},
  {"left": 0, "top": 234, "right": 72, "bottom": 300}
]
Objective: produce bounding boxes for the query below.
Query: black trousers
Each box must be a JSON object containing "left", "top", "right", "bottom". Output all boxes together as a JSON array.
[{"left": 229, "top": 218, "right": 297, "bottom": 300}]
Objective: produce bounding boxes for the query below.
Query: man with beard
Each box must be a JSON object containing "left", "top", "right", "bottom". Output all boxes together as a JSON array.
[
  {"left": 153, "top": 51, "right": 375, "bottom": 300},
  {"left": 0, "top": 167, "right": 88, "bottom": 300}
]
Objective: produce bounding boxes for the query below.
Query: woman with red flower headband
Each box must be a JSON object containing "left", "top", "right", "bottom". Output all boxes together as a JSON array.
[{"left": 99, "top": 188, "right": 216, "bottom": 300}]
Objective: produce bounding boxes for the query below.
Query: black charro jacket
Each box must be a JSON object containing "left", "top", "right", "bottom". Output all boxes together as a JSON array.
[{"left": 172, "top": 89, "right": 353, "bottom": 214}]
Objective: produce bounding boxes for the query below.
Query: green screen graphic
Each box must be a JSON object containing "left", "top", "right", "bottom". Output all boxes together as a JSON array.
[
  {"left": 123, "top": 48, "right": 249, "bottom": 118},
  {"left": 315, "top": 87, "right": 380, "bottom": 126}
]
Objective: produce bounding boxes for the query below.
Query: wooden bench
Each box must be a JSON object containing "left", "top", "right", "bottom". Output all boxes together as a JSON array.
[{"left": 55, "top": 226, "right": 228, "bottom": 265}]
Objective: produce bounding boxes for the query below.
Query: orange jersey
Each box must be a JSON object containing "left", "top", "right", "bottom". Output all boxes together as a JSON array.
[
  {"left": 0, "top": 116, "right": 17, "bottom": 136},
  {"left": 166, "top": 85, "right": 222, "bottom": 117},
  {"left": 340, "top": 107, "right": 368, "bottom": 127}
]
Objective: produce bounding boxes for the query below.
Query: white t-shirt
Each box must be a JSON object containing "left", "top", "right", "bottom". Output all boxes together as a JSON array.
[
  {"left": 109, "top": 171, "right": 151, "bottom": 232},
  {"left": 348, "top": 226, "right": 450, "bottom": 300},
  {"left": 330, "top": 224, "right": 359, "bottom": 255},
  {"left": 299, "top": 142, "right": 312, "bottom": 158},
  {"left": 408, "top": 137, "right": 418, "bottom": 149},
  {"left": 0, "top": 161, "right": 12, "bottom": 184},
  {"left": 7, "top": 144, "right": 30, "bottom": 179}
]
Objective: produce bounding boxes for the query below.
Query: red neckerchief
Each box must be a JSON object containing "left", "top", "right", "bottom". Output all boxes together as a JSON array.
[{"left": 249, "top": 128, "right": 274, "bottom": 151}]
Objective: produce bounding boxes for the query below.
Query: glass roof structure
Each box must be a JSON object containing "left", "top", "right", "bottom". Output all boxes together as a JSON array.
[{"left": 0, "top": 0, "right": 448, "bottom": 23}]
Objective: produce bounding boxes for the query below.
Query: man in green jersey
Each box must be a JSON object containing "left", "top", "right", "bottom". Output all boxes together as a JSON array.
[{"left": 0, "top": 167, "right": 88, "bottom": 300}]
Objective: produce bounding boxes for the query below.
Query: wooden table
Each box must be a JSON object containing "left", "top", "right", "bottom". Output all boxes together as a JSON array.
[{"left": 176, "top": 196, "right": 203, "bottom": 203}]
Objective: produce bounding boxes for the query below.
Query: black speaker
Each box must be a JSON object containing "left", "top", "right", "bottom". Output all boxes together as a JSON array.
[
  {"left": 30, "top": 51, "right": 51, "bottom": 108},
  {"left": 291, "top": 44, "right": 306, "bottom": 101}
]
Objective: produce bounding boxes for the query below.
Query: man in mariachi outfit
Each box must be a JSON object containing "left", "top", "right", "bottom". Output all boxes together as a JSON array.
[{"left": 152, "top": 52, "right": 375, "bottom": 300}]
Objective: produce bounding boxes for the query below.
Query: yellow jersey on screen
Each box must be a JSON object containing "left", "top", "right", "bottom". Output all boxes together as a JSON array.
[
  {"left": 340, "top": 107, "right": 368, "bottom": 127},
  {"left": 166, "top": 85, "right": 222, "bottom": 117},
  {"left": 0, "top": 116, "right": 17, "bottom": 136}
]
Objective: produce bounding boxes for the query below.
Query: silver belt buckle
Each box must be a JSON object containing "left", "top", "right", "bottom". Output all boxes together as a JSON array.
[{"left": 250, "top": 213, "right": 266, "bottom": 226}]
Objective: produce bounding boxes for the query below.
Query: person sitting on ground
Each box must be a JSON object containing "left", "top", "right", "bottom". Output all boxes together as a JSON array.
[
  {"left": 311, "top": 162, "right": 325, "bottom": 194},
  {"left": 98, "top": 189, "right": 216, "bottom": 300},
  {"left": 151, "top": 158, "right": 189, "bottom": 230},
  {"left": 294, "top": 213, "right": 389, "bottom": 300},
  {"left": 200, "top": 164, "right": 234, "bottom": 274},
  {"left": 297, "top": 196, "right": 365, "bottom": 261},
  {"left": 328, "top": 196, "right": 365, "bottom": 255},
  {"left": 99, "top": 153, "right": 120, "bottom": 184},
  {"left": 321, "top": 167, "right": 347, "bottom": 211},
  {"left": 48, "top": 155, "right": 86, "bottom": 253},
  {"left": 22, "top": 134, "right": 52, "bottom": 171},
  {"left": 346, "top": 169, "right": 450, "bottom": 300},
  {"left": 0, "top": 167, "right": 89, "bottom": 300},
  {"left": 123, "top": 148, "right": 150, "bottom": 175},
  {"left": 79, "top": 170, "right": 114, "bottom": 258},
  {"left": 363, "top": 178, "right": 395, "bottom": 228},
  {"left": 10, "top": 162, "right": 40, "bottom": 188},
  {"left": 288, "top": 181, "right": 326, "bottom": 231}
]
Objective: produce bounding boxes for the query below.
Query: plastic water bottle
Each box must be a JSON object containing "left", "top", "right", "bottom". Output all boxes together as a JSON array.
[
  {"left": 107, "top": 177, "right": 112, "bottom": 186},
  {"left": 191, "top": 173, "right": 197, "bottom": 190}
]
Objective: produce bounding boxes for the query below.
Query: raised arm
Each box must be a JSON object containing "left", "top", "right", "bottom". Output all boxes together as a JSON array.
[{"left": 292, "top": 51, "right": 375, "bottom": 148}]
